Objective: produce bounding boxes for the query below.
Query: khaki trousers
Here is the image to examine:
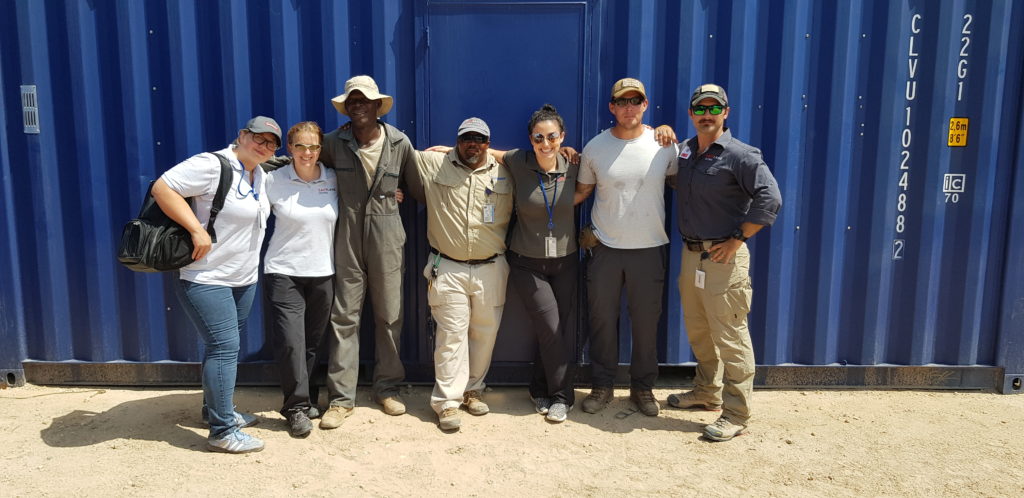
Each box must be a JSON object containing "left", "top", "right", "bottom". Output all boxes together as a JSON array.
[
  {"left": 679, "top": 243, "right": 755, "bottom": 424},
  {"left": 426, "top": 255, "right": 509, "bottom": 413}
]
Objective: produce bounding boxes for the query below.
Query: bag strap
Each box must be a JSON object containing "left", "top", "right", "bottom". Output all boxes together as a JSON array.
[{"left": 206, "top": 153, "right": 234, "bottom": 243}]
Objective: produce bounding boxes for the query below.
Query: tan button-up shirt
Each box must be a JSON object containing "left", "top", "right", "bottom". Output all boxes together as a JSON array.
[{"left": 416, "top": 150, "right": 513, "bottom": 261}]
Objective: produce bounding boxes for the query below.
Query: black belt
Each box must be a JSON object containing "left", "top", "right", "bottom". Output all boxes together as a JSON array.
[
  {"left": 682, "top": 236, "right": 728, "bottom": 252},
  {"left": 430, "top": 248, "right": 498, "bottom": 265}
]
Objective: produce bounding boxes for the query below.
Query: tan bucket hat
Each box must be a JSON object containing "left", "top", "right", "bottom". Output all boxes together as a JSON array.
[{"left": 331, "top": 75, "right": 394, "bottom": 116}]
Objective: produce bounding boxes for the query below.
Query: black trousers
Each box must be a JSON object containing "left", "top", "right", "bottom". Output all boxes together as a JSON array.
[
  {"left": 264, "top": 273, "right": 334, "bottom": 415},
  {"left": 585, "top": 244, "right": 666, "bottom": 390},
  {"left": 507, "top": 251, "right": 577, "bottom": 405}
]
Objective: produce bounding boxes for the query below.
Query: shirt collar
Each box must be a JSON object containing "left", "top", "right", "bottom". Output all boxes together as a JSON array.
[{"left": 286, "top": 162, "right": 326, "bottom": 183}]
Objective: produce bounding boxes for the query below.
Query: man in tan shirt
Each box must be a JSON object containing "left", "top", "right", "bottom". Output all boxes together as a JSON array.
[{"left": 415, "top": 118, "right": 513, "bottom": 431}]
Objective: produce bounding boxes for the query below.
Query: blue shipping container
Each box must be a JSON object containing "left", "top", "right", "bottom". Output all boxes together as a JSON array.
[{"left": 1, "top": 0, "right": 1022, "bottom": 392}]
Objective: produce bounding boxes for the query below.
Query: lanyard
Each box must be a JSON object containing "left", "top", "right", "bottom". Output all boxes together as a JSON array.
[
  {"left": 236, "top": 166, "right": 259, "bottom": 201},
  {"left": 535, "top": 171, "right": 558, "bottom": 231}
]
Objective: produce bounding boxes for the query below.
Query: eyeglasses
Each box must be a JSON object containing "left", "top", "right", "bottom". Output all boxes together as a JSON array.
[
  {"left": 458, "top": 134, "right": 489, "bottom": 144},
  {"left": 531, "top": 132, "right": 562, "bottom": 144},
  {"left": 611, "top": 96, "right": 645, "bottom": 107},
  {"left": 691, "top": 105, "right": 726, "bottom": 115},
  {"left": 291, "top": 143, "right": 322, "bottom": 152},
  {"left": 248, "top": 131, "right": 279, "bottom": 150}
]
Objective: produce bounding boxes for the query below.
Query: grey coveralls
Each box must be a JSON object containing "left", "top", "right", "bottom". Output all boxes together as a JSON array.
[{"left": 319, "top": 121, "right": 420, "bottom": 408}]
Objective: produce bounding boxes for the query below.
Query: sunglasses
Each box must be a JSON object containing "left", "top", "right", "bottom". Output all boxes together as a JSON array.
[
  {"left": 691, "top": 105, "right": 726, "bottom": 115},
  {"left": 291, "top": 143, "right": 321, "bottom": 152},
  {"left": 531, "top": 132, "right": 562, "bottom": 144},
  {"left": 458, "top": 134, "right": 489, "bottom": 144},
  {"left": 248, "top": 131, "right": 279, "bottom": 150},
  {"left": 611, "top": 96, "right": 645, "bottom": 107}
]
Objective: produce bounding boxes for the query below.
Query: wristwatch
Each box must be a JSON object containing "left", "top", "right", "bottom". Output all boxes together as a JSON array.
[{"left": 730, "top": 228, "right": 749, "bottom": 242}]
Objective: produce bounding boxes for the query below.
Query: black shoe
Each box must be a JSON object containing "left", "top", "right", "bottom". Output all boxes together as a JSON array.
[
  {"left": 287, "top": 410, "right": 313, "bottom": 438},
  {"left": 630, "top": 388, "right": 660, "bottom": 416},
  {"left": 581, "top": 387, "right": 614, "bottom": 414}
]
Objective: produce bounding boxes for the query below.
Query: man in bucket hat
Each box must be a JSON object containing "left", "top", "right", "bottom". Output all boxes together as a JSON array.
[{"left": 317, "top": 75, "right": 421, "bottom": 429}]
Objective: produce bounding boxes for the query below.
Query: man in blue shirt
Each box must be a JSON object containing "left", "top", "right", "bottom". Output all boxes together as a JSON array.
[{"left": 668, "top": 84, "right": 782, "bottom": 441}]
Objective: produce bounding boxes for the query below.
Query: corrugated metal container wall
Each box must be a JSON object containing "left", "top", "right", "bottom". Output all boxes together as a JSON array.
[{"left": 1, "top": 0, "right": 1022, "bottom": 391}]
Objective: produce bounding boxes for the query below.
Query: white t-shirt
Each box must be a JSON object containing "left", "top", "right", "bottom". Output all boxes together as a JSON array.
[
  {"left": 160, "top": 145, "right": 270, "bottom": 286},
  {"left": 263, "top": 163, "right": 338, "bottom": 277},
  {"left": 579, "top": 128, "right": 678, "bottom": 249}
]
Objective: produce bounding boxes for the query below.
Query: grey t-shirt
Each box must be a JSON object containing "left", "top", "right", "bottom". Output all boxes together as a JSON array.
[
  {"left": 579, "top": 128, "right": 678, "bottom": 249},
  {"left": 505, "top": 149, "right": 578, "bottom": 258}
]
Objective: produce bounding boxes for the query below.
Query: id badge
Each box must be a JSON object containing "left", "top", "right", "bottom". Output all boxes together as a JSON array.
[
  {"left": 483, "top": 204, "right": 495, "bottom": 223},
  {"left": 695, "top": 269, "right": 706, "bottom": 289},
  {"left": 545, "top": 236, "right": 557, "bottom": 257}
]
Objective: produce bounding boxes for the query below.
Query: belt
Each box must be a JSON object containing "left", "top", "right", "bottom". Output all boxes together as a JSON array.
[
  {"left": 682, "top": 236, "right": 728, "bottom": 252},
  {"left": 430, "top": 248, "right": 498, "bottom": 265}
]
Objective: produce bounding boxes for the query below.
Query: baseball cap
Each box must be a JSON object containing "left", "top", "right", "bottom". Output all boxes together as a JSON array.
[
  {"left": 243, "top": 116, "right": 283, "bottom": 145},
  {"left": 611, "top": 78, "right": 647, "bottom": 99},
  {"left": 690, "top": 84, "right": 729, "bottom": 107},
  {"left": 457, "top": 117, "right": 490, "bottom": 137}
]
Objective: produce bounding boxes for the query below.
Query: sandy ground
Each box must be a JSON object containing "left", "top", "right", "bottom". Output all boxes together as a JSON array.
[{"left": 1, "top": 384, "right": 1022, "bottom": 497}]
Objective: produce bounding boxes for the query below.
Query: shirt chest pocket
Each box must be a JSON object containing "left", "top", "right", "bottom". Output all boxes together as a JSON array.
[
  {"left": 335, "top": 167, "right": 364, "bottom": 194},
  {"left": 375, "top": 170, "right": 400, "bottom": 195},
  {"left": 696, "top": 163, "right": 733, "bottom": 186},
  {"left": 487, "top": 178, "right": 513, "bottom": 221}
]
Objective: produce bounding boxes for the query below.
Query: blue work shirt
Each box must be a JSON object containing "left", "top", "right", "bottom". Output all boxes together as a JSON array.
[{"left": 675, "top": 128, "right": 782, "bottom": 240}]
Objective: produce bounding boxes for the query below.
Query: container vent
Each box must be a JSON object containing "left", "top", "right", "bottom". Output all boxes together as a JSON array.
[{"left": 21, "top": 85, "right": 39, "bottom": 134}]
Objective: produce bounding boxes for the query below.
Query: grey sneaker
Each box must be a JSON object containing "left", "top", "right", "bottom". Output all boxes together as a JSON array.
[
  {"left": 667, "top": 390, "right": 722, "bottom": 411},
  {"left": 462, "top": 390, "right": 489, "bottom": 415},
  {"left": 531, "top": 396, "right": 552, "bottom": 415},
  {"left": 629, "top": 388, "right": 660, "bottom": 417},
  {"left": 287, "top": 411, "right": 313, "bottom": 438},
  {"left": 202, "top": 406, "right": 259, "bottom": 428},
  {"left": 207, "top": 430, "right": 265, "bottom": 454},
  {"left": 545, "top": 403, "right": 571, "bottom": 423},
  {"left": 438, "top": 407, "right": 461, "bottom": 431},
  {"left": 306, "top": 406, "right": 321, "bottom": 419},
  {"left": 581, "top": 387, "right": 614, "bottom": 414},
  {"left": 703, "top": 416, "right": 747, "bottom": 442}
]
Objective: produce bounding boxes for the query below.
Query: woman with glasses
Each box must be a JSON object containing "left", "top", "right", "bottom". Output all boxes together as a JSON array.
[
  {"left": 499, "top": 104, "right": 580, "bottom": 423},
  {"left": 262, "top": 122, "right": 338, "bottom": 438},
  {"left": 151, "top": 116, "right": 282, "bottom": 453}
]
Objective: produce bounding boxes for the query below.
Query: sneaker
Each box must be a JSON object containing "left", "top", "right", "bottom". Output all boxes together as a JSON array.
[
  {"left": 318, "top": 405, "right": 353, "bottom": 430},
  {"left": 667, "top": 390, "right": 722, "bottom": 411},
  {"left": 207, "top": 430, "right": 265, "bottom": 454},
  {"left": 545, "top": 402, "right": 571, "bottom": 423},
  {"left": 287, "top": 411, "right": 313, "bottom": 438},
  {"left": 202, "top": 406, "right": 259, "bottom": 428},
  {"left": 703, "top": 416, "right": 747, "bottom": 442},
  {"left": 462, "top": 390, "right": 489, "bottom": 415},
  {"left": 629, "top": 388, "right": 660, "bottom": 417},
  {"left": 581, "top": 387, "right": 613, "bottom": 414},
  {"left": 531, "top": 396, "right": 552, "bottom": 415},
  {"left": 377, "top": 395, "right": 407, "bottom": 416},
  {"left": 438, "top": 407, "right": 461, "bottom": 431},
  {"left": 306, "top": 406, "right": 322, "bottom": 419}
]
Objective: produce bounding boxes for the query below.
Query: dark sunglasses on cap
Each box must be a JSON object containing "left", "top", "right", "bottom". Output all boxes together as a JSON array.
[
  {"left": 291, "top": 143, "right": 321, "bottom": 152},
  {"left": 458, "top": 134, "right": 489, "bottom": 144},
  {"left": 611, "top": 96, "right": 645, "bottom": 107},
  {"left": 691, "top": 104, "right": 726, "bottom": 115},
  {"left": 531, "top": 132, "right": 562, "bottom": 144}
]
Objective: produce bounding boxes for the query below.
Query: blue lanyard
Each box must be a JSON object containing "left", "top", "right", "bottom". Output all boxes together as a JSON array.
[
  {"left": 536, "top": 171, "right": 558, "bottom": 231},
  {"left": 236, "top": 168, "right": 259, "bottom": 201}
]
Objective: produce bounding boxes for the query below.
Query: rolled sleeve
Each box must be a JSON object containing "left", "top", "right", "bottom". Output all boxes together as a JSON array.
[{"left": 739, "top": 151, "right": 782, "bottom": 227}]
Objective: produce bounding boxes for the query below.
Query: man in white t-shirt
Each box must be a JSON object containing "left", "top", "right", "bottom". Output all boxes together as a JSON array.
[{"left": 575, "top": 78, "right": 678, "bottom": 417}]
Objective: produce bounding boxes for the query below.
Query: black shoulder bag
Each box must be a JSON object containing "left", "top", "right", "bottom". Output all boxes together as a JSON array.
[{"left": 117, "top": 153, "right": 233, "bottom": 272}]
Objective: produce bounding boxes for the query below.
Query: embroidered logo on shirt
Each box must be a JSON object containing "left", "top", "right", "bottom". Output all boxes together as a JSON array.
[
  {"left": 319, "top": 187, "right": 336, "bottom": 194},
  {"left": 679, "top": 146, "right": 691, "bottom": 159}
]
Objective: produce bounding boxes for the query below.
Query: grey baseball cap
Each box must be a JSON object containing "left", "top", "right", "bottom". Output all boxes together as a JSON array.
[
  {"left": 243, "top": 116, "right": 283, "bottom": 145},
  {"left": 457, "top": 117, "right": 490, "bottom": 138},
  {"left": 690, "top": 84, "right": 729, "bottom": 107}
]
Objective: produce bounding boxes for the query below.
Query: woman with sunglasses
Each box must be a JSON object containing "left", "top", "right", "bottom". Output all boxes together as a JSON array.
[
  {"left": 498, "top": 104, "right": 580, "bottom": 423},
  {"left": 262, "top": 122, "right": 338, "bottom": 438},
  {"left": 151, "top": 116, "right": 281, "bottom": 453}
]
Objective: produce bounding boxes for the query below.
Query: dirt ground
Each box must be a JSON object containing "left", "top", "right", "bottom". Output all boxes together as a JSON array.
[{"left": 1, "top": 384, "right": 1021, "bottom": 497}]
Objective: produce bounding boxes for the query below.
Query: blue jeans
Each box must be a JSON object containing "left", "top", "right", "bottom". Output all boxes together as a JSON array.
[{"left": 176, "top": 280, "right": 256, "bottom": 437}]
